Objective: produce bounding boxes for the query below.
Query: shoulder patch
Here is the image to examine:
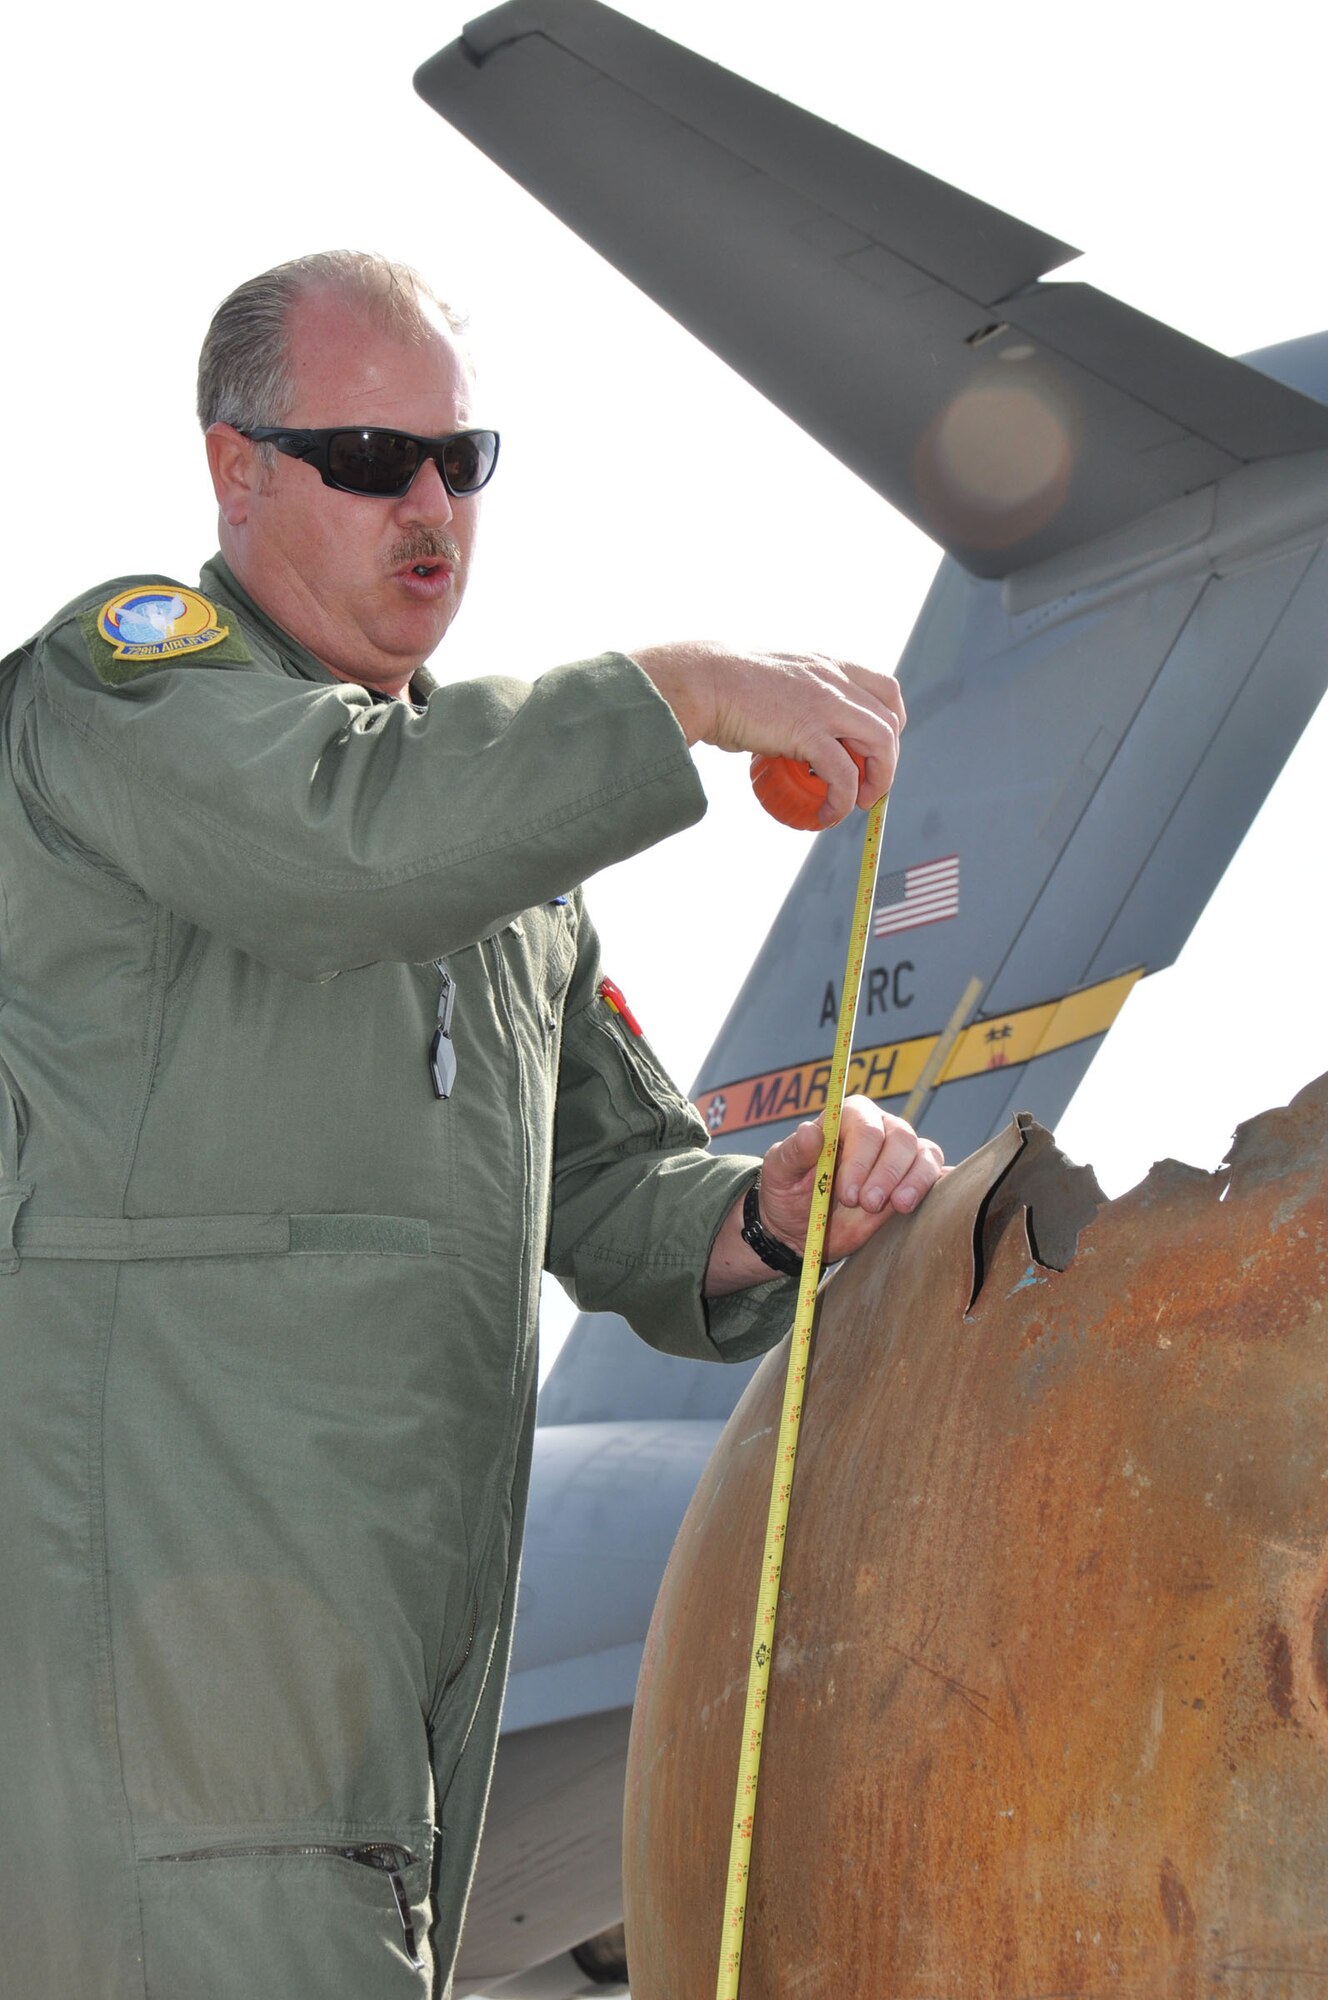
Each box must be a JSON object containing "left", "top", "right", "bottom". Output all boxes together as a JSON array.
[{"left": 80, "top": 587, "right": 251, "bottom": 685}]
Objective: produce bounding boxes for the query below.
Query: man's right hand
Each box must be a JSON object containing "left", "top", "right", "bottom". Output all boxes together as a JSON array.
[{"left": 628, "top": 639, "right": 905, "bottom": 825}]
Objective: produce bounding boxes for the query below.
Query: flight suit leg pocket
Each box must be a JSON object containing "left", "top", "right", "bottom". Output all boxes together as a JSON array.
[
  {"left": 0, "top": 1057, "right": 31, "bottom": 1274},
  {"left": 0, "top": 1180, "right": 32, "bottom": 1275},
  {"left": 136, "top": 1843, "right": 433, "bottom": 1999},
  {"left": 100, "top": 1251, "right": 470, "bottom": 1837}
]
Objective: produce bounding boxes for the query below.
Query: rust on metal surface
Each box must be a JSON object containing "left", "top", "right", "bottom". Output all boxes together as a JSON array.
[{"left": 624, "top": 1075, "right": 1328, "bottom": 1997}]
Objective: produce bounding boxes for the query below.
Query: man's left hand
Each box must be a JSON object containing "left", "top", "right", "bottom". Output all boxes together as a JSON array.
[
  {"left": 761, "top": 1098, "right": 945, "bottom": 1262},
  {"left": 705, "top": 1098, "right": 945, "bottom": 1295}
]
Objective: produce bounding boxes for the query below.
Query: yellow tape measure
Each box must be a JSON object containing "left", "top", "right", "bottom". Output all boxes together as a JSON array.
[{"left": 715, "top": 790, "right": 888, "bottom": 2000}]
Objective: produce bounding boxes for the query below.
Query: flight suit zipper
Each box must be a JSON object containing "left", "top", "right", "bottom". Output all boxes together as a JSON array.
[
  {"left": 147, "top": 1840, "right": 421, "bottom": 1966},
  {"left": 484, "top": 935, "right": 536, "bottom": 1396}
]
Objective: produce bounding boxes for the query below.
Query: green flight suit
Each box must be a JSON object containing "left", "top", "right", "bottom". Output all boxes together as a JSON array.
[{"left": 0, "top": 556, "right": 791, "bottom": 1998}]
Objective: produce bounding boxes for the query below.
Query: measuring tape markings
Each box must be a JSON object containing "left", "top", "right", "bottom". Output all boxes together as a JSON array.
[{"left": 715, "top": 792, "right": 888, "bottom": 2000}]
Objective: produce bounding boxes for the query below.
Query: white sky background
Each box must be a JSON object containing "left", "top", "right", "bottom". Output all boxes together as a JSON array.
[{"left": 4, "top": 0, "right": 1328, "bottom": 1381}]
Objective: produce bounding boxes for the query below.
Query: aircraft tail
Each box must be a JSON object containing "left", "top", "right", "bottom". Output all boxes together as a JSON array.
[
  {"left": 543, "top": 335, "right": 1328, "bottom": 1424},
  {"left": 414, "top": 4, "right": 1328, "bottom": 1423}
]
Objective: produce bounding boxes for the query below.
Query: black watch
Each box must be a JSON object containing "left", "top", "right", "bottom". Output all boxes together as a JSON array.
[{"left": 740, "top": 1179, "right": 803, "bottom": 1278}]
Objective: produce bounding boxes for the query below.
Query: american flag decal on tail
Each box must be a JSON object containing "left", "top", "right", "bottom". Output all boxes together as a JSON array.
[{"left": 872, "top": 854, "right": 960, "bottom": 939}]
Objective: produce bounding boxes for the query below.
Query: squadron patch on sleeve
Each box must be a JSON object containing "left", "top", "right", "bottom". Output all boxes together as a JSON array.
[{"left": 82, "top": 587, "right": 250, "bottom": 685}]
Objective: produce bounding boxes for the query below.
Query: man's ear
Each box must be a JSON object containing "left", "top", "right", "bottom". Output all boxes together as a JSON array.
[{"left": 206, "top": 422, "right": 262, "bottom": 526}]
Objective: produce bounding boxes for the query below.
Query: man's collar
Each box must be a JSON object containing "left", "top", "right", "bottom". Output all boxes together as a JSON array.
[
  {"left": 199, "top": 554, "right": 336, "bottom": 686},
  {"left": 199, "top": 553, "right": 436, "bottom": 705}
]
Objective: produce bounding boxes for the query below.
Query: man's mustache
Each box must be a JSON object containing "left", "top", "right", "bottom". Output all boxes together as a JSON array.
[{"left": 388, "top": 532, "right": 463, "bottom": 569}]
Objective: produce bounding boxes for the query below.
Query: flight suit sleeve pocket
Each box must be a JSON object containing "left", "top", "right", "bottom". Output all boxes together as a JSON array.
[{"left": 570, "top": 1001, "right": 709, "bottom": 1160}]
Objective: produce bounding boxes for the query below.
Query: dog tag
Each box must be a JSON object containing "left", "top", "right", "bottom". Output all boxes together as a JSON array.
[{"left": 429, "top": 959, "right": 457, "bottom": 1100}]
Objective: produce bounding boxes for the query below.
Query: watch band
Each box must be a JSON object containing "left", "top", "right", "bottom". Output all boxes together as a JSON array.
[{"left": 740, "top": 1178, "right": 803, "bottom": 1278}]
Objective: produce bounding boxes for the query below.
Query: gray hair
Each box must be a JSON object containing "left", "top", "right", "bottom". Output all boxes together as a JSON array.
[{"left": 196, "top": 250, "right": 466, "bottom": 432}]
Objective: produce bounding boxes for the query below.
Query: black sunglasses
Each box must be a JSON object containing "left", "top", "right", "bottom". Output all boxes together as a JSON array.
[{"left": 239, "top": 425, "right": 500, "bottom": 499}]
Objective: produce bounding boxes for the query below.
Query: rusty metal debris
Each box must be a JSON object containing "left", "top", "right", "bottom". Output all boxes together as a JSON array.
[{"left": 624, "top": 1076, "right": 1328, "bottom": 1996}]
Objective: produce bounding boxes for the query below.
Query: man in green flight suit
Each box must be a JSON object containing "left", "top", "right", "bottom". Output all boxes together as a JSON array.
[{"left": 0, "top": 251, "right": 940, "bottom": 1998}]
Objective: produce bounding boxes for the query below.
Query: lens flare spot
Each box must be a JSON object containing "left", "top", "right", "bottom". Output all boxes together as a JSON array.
[{"left": 915, "top": 377, "right": 1076, "bottom": 551}]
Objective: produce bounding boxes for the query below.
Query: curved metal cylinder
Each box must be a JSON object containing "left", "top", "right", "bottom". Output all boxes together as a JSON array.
[{"left": 624, "top": 1077, "right": 1328, "bottom": 1996}]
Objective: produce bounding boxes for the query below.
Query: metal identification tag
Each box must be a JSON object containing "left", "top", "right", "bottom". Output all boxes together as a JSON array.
[{"left": 429, "top": 959, "right": 457, "bottom": 1100}]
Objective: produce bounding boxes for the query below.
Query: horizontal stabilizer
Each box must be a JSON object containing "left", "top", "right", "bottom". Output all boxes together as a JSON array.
[{"left": 417, "top": 0, "right": 1328, "bottom": 576}]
